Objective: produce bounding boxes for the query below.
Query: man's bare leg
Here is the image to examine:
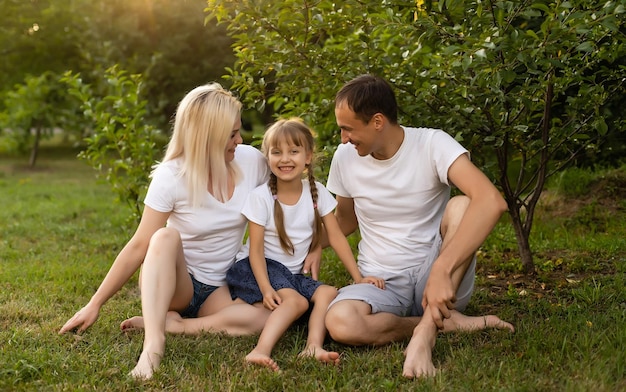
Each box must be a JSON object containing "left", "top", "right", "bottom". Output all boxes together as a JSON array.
[
  {"left": 403, "top": 309, "right": 514, "bottom": 378},
  {"left": 325, "top": 300, "right": 419, "bottom": 346}
]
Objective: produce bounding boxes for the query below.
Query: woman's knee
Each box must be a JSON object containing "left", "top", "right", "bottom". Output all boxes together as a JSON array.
[{"left": 149, "top": 227, "right": 181, "bottom": 248}]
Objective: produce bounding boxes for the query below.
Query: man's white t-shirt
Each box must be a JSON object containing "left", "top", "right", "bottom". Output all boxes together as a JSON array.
[
  {"left": 236, "top": 180, "right": 337, "bottom": 274},
  {"left": 144, "top": 144, "right": 269, "bottom": 286},
  {"left": 326, "top": 126, "right": 467, "bottom": 277}
]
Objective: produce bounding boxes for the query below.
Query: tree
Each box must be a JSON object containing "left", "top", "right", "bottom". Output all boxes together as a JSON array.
[
  {"left": 62, "top": 67, "right": 162, "bottom": 224},
  {"left": 0, "top": 72, "right": 80, "bottom": 167},
  {"left": 207, "top": 0, "right": 626, "bottom": 273}
]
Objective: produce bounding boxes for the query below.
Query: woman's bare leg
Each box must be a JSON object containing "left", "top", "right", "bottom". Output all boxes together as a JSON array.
[{"left": 129, "top": 228, "right": 193, "bottom": 380}]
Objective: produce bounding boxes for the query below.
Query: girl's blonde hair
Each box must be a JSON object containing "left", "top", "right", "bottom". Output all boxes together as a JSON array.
[
  {"left": 261, "top": 118, "right": 322, "bottom": 255},
  {"left": 161, "top": 83, "right": 242, "bottom": 206}
]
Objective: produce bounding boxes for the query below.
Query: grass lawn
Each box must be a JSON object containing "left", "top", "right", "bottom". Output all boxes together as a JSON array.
[{"left": 1, "top": 148, "right": 624, "bottom": 391}]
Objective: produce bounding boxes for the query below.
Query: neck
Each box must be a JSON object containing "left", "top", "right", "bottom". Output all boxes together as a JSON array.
[{"left": 371, "top": 124, "right": 404, "bottom": 160}]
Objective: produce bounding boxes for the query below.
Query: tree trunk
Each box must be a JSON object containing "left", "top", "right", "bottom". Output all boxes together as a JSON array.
[
  {"left": 506, "top": 203, "right": 536, "bottom": 275},
  {"left": 29, "top": 127, "right": 41, "bottom": 168}
]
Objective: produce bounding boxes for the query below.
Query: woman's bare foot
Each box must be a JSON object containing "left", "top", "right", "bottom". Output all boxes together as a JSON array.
[
  {"left": 299, "top": 345, "right": 341, "bottom": 366},
  {"left": 121, "top": 312, "right": 186, "bottom": 334},
  {"left": 245, "top": 350, "right": 280, "bottom": 372},
  {"left": 121, "top": 316, "right": 144, "bottom": 332},
  {"left": 442, "top": 311, "right": 515, "bottom": 333},
  {"left": 129, "top": 350, "right": 162, "bottom": 380}
]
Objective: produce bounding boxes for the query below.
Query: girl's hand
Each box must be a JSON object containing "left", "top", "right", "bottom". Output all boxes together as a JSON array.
[
  {"left": 359, "top": 276, "right": 386, "bottom": 290},
  {"left": 262, "top": 289, "right": 282, "bottom": 311}
]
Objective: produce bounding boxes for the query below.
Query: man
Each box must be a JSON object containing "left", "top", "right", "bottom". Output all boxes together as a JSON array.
[{"left": 323, "top": 74, "right": 514, "bottom": 378}]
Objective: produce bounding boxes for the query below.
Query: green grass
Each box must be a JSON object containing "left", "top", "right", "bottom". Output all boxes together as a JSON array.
[{"left": 1, "top": 149, "right": 625, "bottom": 391}]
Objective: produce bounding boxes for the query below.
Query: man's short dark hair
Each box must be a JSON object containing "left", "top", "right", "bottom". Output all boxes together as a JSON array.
[{"left": 335, "top": 74, "right": 398, "bottom": 125}]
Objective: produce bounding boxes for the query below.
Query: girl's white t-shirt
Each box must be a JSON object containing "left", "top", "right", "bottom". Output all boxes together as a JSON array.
[
  {"left": 236, "top": 180, "right": 337, "bottom": 274},
  {"left": 144, "top": 144, "right": 269, "bottom": 286},
  {"left": 326, "top": 127, "right": 468, "bottom": 276}
]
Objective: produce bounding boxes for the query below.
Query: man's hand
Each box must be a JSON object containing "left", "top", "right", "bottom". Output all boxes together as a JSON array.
[
  {"left": 58, "top": 303, "right": 100, "bottom": 334},
  {"left": 421, "top": 265, "right": 456, "bottom": 329},
  {"left": 303, "top": 245, "right": 322, "bottom": 280}
]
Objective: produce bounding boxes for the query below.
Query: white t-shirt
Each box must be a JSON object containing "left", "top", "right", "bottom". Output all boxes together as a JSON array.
[
  {"left": 326, "top": 126, "right": 467, "bottom": 276},
  {"left": 144, "top": 144, "right": 269, "bottom": 286},
  {"left": 236, "top": 180, "right": 337, "bottom": 274}
]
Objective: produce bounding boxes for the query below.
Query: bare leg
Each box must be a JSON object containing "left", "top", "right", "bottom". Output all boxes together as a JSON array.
[
  {"left": 129, "top": 228, "right": 193, "bottom": 380},
  {"left": 298, "top": 285, "right": 340, "bottom": 365},
  {"left": 246, "top": 288, "right": 309, "bottom": 371},
  {"left": 325, "top": 299, "right": 419, "bottom": 346}
]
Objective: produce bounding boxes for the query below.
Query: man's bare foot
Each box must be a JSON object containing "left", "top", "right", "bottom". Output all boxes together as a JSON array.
[
  {"left": 299, "top": 345, "right": 341, "bottom": 365},
  {"left": 442, "top": 311, "right": 515, "bottom": 333},
  {"left": 245, "top": 350, "right": 280, "bottom": 372},
  {"left": 129, "top": 351, "right": 162, "bottom": 380},
  {"left": 402, "top": 325, "right": 436, "bottom": 379}
]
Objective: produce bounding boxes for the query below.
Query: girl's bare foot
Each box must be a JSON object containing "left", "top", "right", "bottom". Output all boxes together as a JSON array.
[
  {"left": 245, "top": 350, "right": 280, "bottom": 372},
  {"left": 299, "top": 345, "right": 341, "bottom": 366},
  {"left": 129, "top": 351, "right": 162, "bottom": 380}
]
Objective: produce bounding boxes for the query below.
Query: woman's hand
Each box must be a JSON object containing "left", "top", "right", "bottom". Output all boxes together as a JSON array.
[{"left": 58, "top": 302, "right": 100, "bottom": 334}]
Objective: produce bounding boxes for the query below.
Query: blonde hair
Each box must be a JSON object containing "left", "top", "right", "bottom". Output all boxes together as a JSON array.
[
  {"left": 161, "top": 83, "right": 242, "bottom": 206},
  {"left": 261, "top": 118, "right": 322, "bottom": 255}
]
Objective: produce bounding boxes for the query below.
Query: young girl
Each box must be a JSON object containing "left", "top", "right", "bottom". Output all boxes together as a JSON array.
[{"left": 226, "top": 118, "right": 385, "bottom": 371}]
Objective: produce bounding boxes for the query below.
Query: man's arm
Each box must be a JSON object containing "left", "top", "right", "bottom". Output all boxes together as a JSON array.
[{"left": 422, "top": 154, "right": 508, "bottom": 328}]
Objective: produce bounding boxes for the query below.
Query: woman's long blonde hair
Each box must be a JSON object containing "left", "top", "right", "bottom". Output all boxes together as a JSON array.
[
  {"left": 261, "top": 118, "right": 322, "bottom": 255},
  {"left": 160, "top": 83, "right": 242, "bottom": 206}
]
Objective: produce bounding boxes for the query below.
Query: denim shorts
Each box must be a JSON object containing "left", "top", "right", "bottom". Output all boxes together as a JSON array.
[
  {"left": 178, "top": 273, "right": 220, "bottom": 318},
  {"left": 226, "top": 257, "right": 323, "bottom": 304}
]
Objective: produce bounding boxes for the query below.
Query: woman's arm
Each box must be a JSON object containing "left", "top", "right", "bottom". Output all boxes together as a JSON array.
[{"left": 59, "top": 206, "right": 170, "bottom": 334}]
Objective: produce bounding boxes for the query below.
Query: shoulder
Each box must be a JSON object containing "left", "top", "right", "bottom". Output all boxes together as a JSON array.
[{"left": 235, "top": 144, "right": 264, "bottom": 161}]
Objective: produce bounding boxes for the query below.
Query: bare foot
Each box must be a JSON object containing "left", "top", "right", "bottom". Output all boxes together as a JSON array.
[
  {"left": 121, "top": 312, "right": 186, "bottom": 334},
  {"left": 402, "top": 326, "right": 436, "bottom": 379},
  {"left": 121, "top": 316, "right": 144, "bottom": 332},
  {"left": 299, "top": 345, "right": 341, "bottom": 366},
  {"left": 442, "top": 311, "right": 515, "bottom": 333},
  {"left": 245, "top": 350, "right": 280, "bottom": 372},
  {"left": 129, "top": 351, "right": 162, "bottom": 380}
]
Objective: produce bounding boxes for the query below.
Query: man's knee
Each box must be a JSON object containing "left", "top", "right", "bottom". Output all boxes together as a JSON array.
[{"left": 325, "top": 302, "right": 351, "bottom": 340}]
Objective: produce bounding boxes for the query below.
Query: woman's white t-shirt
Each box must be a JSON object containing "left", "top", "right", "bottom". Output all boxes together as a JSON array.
[{"left": 144, "top": 144, "right": 269, "bottom": 286}]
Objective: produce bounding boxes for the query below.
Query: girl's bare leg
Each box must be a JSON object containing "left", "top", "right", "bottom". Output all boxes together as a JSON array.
[
  {"left": 246, "top": 288, "right": 309, "bottom": 372},
  {"left": 129, "top": 228, "right": 193, "bottom": 380},
  {"left": 298, "top": 285, "right": 340, "bottom": 365}
]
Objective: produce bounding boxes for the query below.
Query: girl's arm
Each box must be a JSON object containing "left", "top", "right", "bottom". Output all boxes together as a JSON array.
[
  {"left": 322, "top": 213, "right": 385, "bottom": 289},
  {"left": 247, "top": 221, "right": 282, "bottom": 310},
  {"left": 59, "top": 206, "right": 170, "bottom": 334}
]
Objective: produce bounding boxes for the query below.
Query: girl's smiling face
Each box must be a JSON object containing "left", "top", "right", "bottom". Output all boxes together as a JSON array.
[{"left": 267, "top": 138, "right": 312, "bottom": 183}]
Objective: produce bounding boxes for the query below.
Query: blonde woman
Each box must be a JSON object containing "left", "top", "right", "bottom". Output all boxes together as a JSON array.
[{"left": 59, "top": 83, "right": 271, "bottom": 379}]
